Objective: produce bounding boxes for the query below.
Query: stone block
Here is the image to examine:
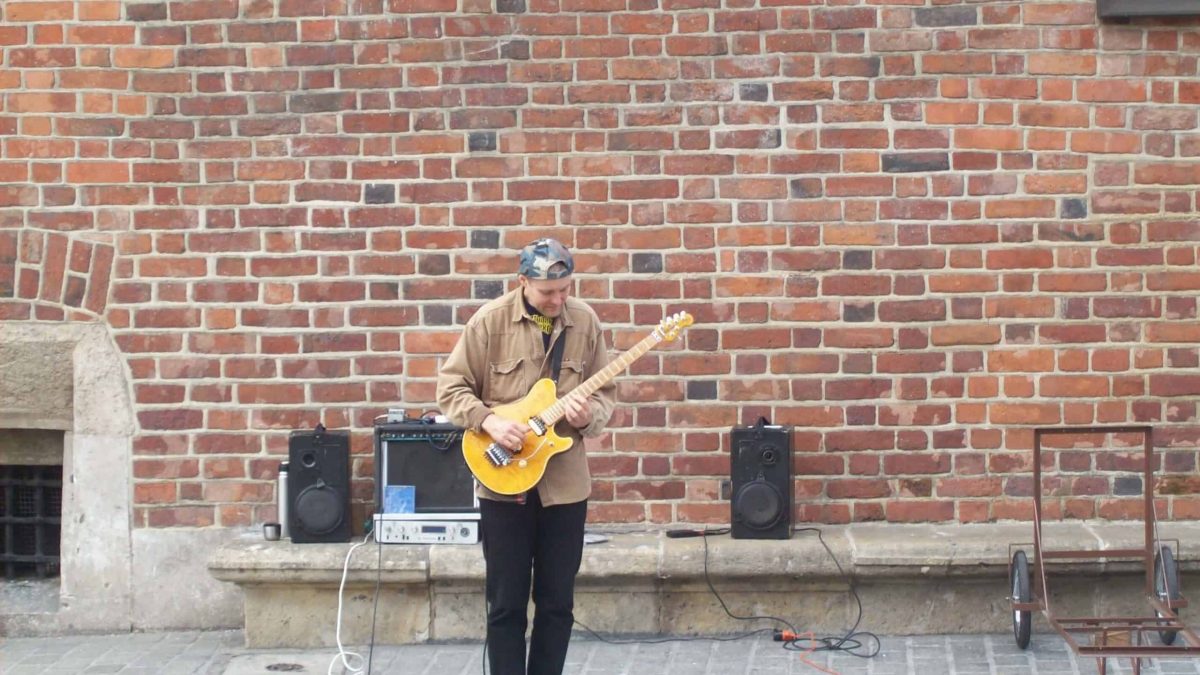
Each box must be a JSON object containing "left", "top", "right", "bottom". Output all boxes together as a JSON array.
[
  {"left": 243, "top": 583, "right": 430, "bottom": 648},
  {"left": 206, "top": 522, "right": 1200, "bottom": 648}
]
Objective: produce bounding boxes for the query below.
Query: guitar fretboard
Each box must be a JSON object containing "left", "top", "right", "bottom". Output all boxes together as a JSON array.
[{"left": 539, "top": 330, "right": 661, "bottom": 426}]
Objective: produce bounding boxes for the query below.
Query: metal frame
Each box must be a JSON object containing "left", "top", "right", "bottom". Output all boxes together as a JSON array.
[
  {"left": 1012, "top": 426, "right": 1200, "bottom": 673},
  {"left": 0, "top": 465, "right": 62, "bottom": 579}
]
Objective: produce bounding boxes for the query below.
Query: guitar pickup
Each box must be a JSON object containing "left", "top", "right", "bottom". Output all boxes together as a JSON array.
[
  {"left": 529, "top": 417, "right": 547, "bottom": 435},
  {"left": 484, "top": 443, "right": 513, "bottom": 467}
]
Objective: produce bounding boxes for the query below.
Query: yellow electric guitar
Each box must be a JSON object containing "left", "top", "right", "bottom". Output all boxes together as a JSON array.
[{"left": 463, "top": 311, "right": 694, "bottom": 495}]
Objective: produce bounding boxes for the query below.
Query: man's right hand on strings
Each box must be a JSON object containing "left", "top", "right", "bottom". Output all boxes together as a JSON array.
[{"left": 482, "top": 414, "right": 531, "bottom": 452}]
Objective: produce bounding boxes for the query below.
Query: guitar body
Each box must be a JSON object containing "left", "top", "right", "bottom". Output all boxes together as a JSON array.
[{"left": 462, "top": 378, "right": 575, "bottom": 495}]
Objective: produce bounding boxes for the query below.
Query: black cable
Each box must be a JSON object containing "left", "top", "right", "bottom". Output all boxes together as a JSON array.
[
  {"left": 481, "top": 599, "right": 489, "bottom": 675},
  {"left": 365, "top": 529, "right": 384, "bottom": 674},
  {"left": 574, "top": 527, "right": 786, "bottom": 645},
  {"left": 780, "top": 527, "right": 880, "bottom": 659},
  {"left": 573, "top": 526, "right": 880, "bottom": 661}
]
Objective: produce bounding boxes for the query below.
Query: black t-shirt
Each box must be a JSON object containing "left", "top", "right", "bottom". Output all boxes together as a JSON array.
[{"left": 524, "top": 298, "right": 553, "bottom": 351}]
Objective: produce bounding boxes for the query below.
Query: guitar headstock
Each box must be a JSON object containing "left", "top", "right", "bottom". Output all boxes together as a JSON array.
[{"left": 655, "top": 311, "right": 694, "bottom": 342}]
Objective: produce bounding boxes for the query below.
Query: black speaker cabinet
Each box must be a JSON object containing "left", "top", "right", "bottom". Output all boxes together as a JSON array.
[
  {"left": 287, "top": 428, "right": 352, "bottom": 544},
  {"left": 730, "top": 419, "right": 793, "bottom": 540},
  {"left": 374, "top": 421, "right": 478, "bottom": 514}
]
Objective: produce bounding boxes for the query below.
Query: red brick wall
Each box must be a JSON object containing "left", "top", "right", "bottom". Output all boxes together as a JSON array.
[{"left": 3, "top": 0, "right": 1200, "bottom": 528}]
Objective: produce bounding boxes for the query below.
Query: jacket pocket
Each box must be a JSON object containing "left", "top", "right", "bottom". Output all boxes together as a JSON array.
[
  {"left": 485, "top": 357, "right": 526, "bottom": 406},
  {"left": 558, "top": 358, "right": 586, "bottom": 392}
]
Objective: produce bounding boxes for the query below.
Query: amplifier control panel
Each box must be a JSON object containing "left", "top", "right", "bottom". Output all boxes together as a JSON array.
[{"left": 373, "top": 514, "right": 478, "bottom": 545}]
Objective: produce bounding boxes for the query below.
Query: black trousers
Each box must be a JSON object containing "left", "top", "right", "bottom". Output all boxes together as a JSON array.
[{"left": 480, "top": 491, "right": 587, "bottom": 675}]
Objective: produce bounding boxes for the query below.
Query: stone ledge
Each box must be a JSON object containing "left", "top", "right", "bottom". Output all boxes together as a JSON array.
[
  {"left": 849, "top": 520, "right": 1200, "bottom": 571},
  {"left": 207, "top": 521, "right": 1199, "bottom": 647},
  {"left": 209, "top": 521, "right": 1200, "bottom": 584}
]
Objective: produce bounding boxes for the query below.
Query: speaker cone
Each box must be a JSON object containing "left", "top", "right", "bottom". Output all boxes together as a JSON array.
[
  {"left": 295, "top": 480, "right": 344, "bottom": 534},
  {"left": 733, "top": 479, "right": 783, "bottom": 530}
]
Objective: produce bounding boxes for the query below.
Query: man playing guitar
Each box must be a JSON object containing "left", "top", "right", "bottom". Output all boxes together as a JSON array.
[{"left": 436, "top": 237, "right": 615, "bottom": 675}]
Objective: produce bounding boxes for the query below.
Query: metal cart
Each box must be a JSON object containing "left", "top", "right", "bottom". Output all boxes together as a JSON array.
[{"left": 1009, "top": 425, "right": 1199, "bottom": 674}]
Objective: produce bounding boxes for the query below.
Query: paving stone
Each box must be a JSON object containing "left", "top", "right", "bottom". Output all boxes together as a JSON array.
[{"left": 3, "top": 631, "right": 1200, "bottom": 674}]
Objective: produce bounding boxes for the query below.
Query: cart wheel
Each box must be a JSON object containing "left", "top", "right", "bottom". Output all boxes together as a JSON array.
[
  {"left": 1154, "top": 545, "right": 1182, "bottom": 646},
  {"left": 1011, "top": 550, "right": 1032, "bottom": 649}
]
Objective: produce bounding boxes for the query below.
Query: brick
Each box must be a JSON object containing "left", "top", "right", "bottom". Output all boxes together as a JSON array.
[
  {"left": 611, "top": 179, "right": 679, "bottom": 200},
  {"left": 1026, "top": 174, "right": 1086, "bottom": 194},
  {"left": 718, "top": 178, "right": 787, "bottom": 199},
  {"left": 7, "top": 2, "right": 76, "bottom": 20},
  {"left": 827, "top": 479, "right": 891, "bottom": 499},
  {"left": 973, "top": 78, "right": 1038, "bottom": 99},
  {"left": 772, "top": 81, "right": 835, "bottom": 102},
  {"left": 924, "top": 101, "right": 978, "bottom": 125},
  {"left": 813, "top": 7, "right": 876, "bottom": 30},
  {"left": 820, "top": 128, "right": 888, "bottom": 148},
  {"left": 985, "top": 296, "right": 1054, "bottom": 318},
  {"left": 9, "top": 47, "right": 77, "bottom": 68},
  {"left": 7, "top": 92, "right": 77, "bottom": 113},
  {"left": 955, "top": 128, "right": 1022, "bottom": 150},
  {"left": 991, "top": 403, "right": 1060, "bottom": 425},
  {"left": 826, "top": 176, "right": 891, "bottom": 197},
  {"left": 936, "top": 477, "right": 1002, "bottom": 498},
  {"left": 611, "top": 58, "right": 679, "bottom": 80},
  {"left": 822, "top": 324, "right": 895, "bottom": 349},
  {"left": 915, "top": 6, "right": 976, "bottom": 27},
  {"left": 507, "top": 180, "right": 576, "bottom": 201},
  {"left": 1072, "top": 131, "right": 1140, "bottom": 154},
  {"left": 67, "top": 24, "right": 136, "bottom": 44},
  {"left": 1041, "top": 375, "right": 1109, "bottom": 397},
  {"left": 1029, "top": 53, "right": 1095, "bottom": 75},
  {"left": 922, "top": 53, "right": 993, "bottom": 75},
  {"left": 1025, "top": 2, "right": 1095, "bottom": 24},
  {"left": 138, "top": 409, "right": 203, "bottom": 430},
  {"left": 343, "top": 112, "right": 408, "bottom": 133},
  {"left": 65, "top": 160, "right": 130, "bottom": 183},
  {"left": 1095, "top": 297, "right": 1160, "bottom": 318},
  {"left": 1135, "top": 163, "right": 1200, "bottom": 185},
  {"left": 969, "top": 28, "right": 1038, "bottom": 50},
  {"left": 665, "top": 35, "right": 729, "bottom": 57},
  {"left": 1092, "top": 191, "right": 1162, "bottom": 214},
  {"left": 1079, "top": 79, "right": 1146, "bottom": 103},
  {"left": 0, "top": 186, "right": 38, "bottom": 207},
  {"left": 1017, "top": 104, "right": 1090, "bottom": 128},
  {"left": 985, "top": 199, "right": 1056, "bottom": 219}
]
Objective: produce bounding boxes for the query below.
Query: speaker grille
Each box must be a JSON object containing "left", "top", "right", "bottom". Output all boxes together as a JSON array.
[
  {"left": 295, "top": 483, "right": 344, "bottom": 534},
  {"left": 733, "top": 480, "right": 783, "bottom": 530},
  {"left": 375, "top": 422, "right": 478, "bottom": 514}
]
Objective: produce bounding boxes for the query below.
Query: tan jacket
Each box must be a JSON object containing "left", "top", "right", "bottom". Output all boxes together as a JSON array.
[{"left": 436, "top": 287, "right": 616, "bottom": 505}]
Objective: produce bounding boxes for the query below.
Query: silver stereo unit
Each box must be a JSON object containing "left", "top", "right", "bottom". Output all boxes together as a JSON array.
[{"left": 373, "top": 512, "right": 480, "bottom": 545}]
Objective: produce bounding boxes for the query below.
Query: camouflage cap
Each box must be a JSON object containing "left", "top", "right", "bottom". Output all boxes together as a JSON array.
[{"left": 518, "top": 237, "right": 574, "bottom": 280}]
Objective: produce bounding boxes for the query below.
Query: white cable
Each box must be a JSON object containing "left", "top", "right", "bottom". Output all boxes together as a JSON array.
[{"left": 329, "top": 531, "right": 375, "bottom": 675}]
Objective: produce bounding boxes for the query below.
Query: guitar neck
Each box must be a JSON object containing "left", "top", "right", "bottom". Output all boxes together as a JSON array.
[{"left": 540, "top": 331, "right": 660, "bottom": 426}]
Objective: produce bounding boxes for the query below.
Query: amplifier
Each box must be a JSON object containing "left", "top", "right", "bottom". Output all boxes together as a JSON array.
[
  {"left": 374, "top": 420, "right": 479, "bottom": 514},
  {"left": 373, "top": 513, "right": 480, "bottom": 545}
]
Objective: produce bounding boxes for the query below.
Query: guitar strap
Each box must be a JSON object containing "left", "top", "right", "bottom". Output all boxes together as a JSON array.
[{"left": 549, "top": 327, "right": 566, "bottom": 384}]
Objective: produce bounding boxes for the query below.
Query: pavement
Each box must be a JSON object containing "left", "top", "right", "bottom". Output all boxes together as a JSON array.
[{"left": 3, "top": 630, "right": 1200, "bottom": 675}]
